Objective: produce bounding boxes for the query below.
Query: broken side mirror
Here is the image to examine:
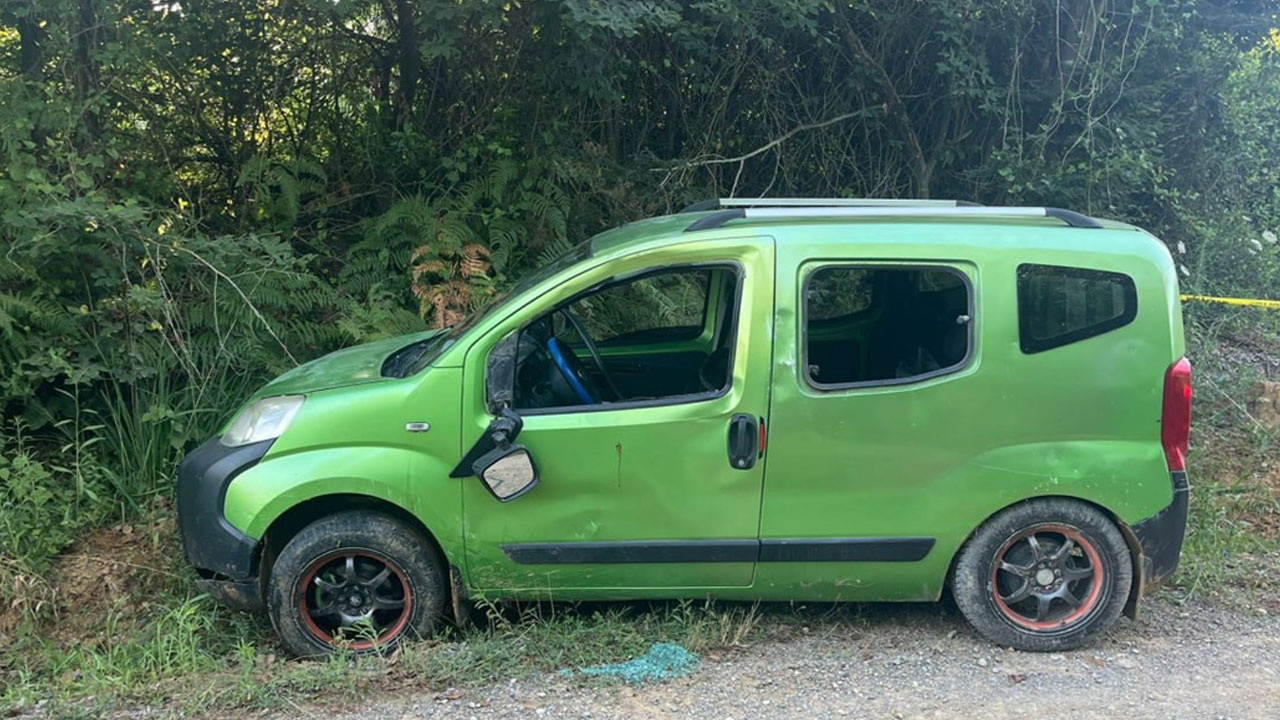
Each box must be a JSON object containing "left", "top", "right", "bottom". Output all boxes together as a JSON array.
[
  {"left": 473, "top": 444, "right": 539, "bottom": 502},
  {"left": 485, "top": 331, "right": 519, "bottom": 413},
  {"left": 449, "top": 406, "right": 539, "bottom": 501}
]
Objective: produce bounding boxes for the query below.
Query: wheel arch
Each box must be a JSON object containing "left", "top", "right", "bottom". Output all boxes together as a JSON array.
[
  {"left": 942, "top": 494, "right": 1144, "bottom": 619},
  {"left": 257, "top": 494, "right": 451, "bottom": 602}
]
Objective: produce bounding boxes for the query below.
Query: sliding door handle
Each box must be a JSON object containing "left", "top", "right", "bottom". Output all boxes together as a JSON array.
[{"left": 727, "top": 413, "right": 758, "bottom": 470}]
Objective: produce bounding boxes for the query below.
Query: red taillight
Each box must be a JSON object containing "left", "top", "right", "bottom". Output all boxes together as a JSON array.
[{"left": 1161, "top": 357, "right": 1192, "bottom": 471}]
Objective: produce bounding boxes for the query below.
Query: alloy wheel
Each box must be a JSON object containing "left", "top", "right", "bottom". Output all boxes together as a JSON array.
[
  {"left": 297, "top": 549, "right": 412, "bottom": 649},
  {"left": 990, "top": 525, "right": 1104, "bottom": 631}
]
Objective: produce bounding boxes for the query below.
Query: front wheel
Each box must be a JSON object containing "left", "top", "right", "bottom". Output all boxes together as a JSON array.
[
  {"left": 267, "top": 510, "right": 446, "bottom": 657},
  {"left": 951, "top": 499, "right": 1132, "bottom": 652}
]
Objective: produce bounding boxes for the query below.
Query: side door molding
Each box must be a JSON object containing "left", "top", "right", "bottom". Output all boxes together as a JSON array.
[{"left": 499, "top": 537, "right": 936, "bottom": 565}]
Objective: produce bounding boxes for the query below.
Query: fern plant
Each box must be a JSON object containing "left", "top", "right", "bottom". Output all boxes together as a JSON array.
[
  {"left": 366, "top": 155, "right": 573, "bottom": 327},
  {"left": 235, "top": 156, "right": 329, "bottom": 229}
]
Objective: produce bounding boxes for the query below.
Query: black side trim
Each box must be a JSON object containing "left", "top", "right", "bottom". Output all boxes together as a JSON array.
[
  {"left": 759, "top": 537, "right": 935, "bottom": 562},
  {"left": 500, "top": 537, "right": 936, "bottom": 565},
  {"left": 502, "top": 540, "right": 758, "bottom": 565},
  {"left": 684, "top": 209, "right": 745, "bottom": 232},
  {"left": 1131, "top": 470, "right": 1189, "bottom": 588}
]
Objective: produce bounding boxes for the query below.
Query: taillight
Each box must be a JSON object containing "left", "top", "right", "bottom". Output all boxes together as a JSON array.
[{"left": 1161, "top": 357, "right": 1192, "bottom": 471}]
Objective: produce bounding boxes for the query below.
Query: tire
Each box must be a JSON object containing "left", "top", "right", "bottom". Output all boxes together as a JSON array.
[
  {"left": 951, "top": 498, "right": 1131, "bottom": 652},
  {"left": 267, "top": 510, "right": 446, "bottom": 658}
]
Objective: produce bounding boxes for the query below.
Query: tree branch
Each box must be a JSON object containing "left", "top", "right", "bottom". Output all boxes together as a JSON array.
[{"left": 657, "top": 106, "right": 878, "bottom": 194}]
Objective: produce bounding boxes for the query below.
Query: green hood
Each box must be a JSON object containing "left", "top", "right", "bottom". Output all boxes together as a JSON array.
[{"left": 256, "top": 329, "right": 444, "bottom": 397}]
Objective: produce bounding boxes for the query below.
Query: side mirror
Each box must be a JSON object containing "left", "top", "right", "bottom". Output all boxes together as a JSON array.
[
  {"left": 473, "top": 445, "right": 539, "bottom": 502},
  {"left": 486, "top": 331, "right": 519, "bottom": 413},
  {"left": 449, "top": 407, "right": 539, "bottom": 502}
]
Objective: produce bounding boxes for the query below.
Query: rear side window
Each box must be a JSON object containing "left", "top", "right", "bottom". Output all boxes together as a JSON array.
[
  {"left": 1017, "top": 264, "right": 1137, "bottom": 354},
  {"left": 804, "top": 266, "right": 972, "bottom": 388}
]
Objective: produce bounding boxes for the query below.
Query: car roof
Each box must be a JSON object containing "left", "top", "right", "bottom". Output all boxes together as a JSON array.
[{"left": 589, "top": 209, "right": 1150, "bottom": 260}]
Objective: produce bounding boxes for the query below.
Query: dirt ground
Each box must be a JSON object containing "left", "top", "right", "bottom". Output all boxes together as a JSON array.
[
  {"left": 293, "top": 595, "right": 1280, "bottom": 720},
  {"left": 0, "top": 516, "right": 179, "bottom": 644}
]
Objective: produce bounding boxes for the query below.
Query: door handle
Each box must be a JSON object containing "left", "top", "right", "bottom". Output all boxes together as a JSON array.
[{"left": 727, "top": 413, "right": 758, "bottom": 470}]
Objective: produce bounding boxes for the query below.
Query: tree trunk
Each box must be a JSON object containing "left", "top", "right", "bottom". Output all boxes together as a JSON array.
[
  {"left": 7, "top": 1, "right": 44, "bottom": 76},
  {"left": 393, "top": 0, "right": 421, "bottom": 128},
  {"left": 74, "top": 0, "right": 102, "bottom": 139},
  {"left": 834, "top": 10, "right": 931, "bottom": 198}
]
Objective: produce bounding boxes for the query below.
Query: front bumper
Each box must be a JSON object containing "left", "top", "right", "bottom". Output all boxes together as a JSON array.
[
  {"left": 176, "top": 436, "right": 274, "bottom": 612},
  {"left": 1131, "top": 470, "right": 1190, "bottom": 589}
]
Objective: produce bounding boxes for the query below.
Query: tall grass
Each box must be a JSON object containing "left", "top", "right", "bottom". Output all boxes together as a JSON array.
[{"left": 1, "top": 596, "right": 768, "bottom": 717}]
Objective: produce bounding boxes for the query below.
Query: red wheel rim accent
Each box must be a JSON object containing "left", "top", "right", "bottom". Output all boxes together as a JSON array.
[
  {"left": 297, "top": 550, "right": 413, "bottom": 650},
  {"left": 990, "top": 524, "right": 1104, "bottom": 632}
]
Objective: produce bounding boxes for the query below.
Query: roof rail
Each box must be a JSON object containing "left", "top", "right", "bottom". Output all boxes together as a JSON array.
[
  {"left": 677, "top": 197, "right": 981, "bottom": 213},
  {"left": 720, "top": 197, "right": 983, "bottom": 208},
  {"left": 683, "top": 205, "right": 1104, "bottom": 232}
]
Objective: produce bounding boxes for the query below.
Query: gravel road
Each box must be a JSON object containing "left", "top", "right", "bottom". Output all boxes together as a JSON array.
[{"left": 298, "top": 596, "right": 1280, "bottom": 720}]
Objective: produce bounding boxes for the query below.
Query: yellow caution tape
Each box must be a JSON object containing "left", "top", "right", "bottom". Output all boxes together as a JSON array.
[{"left": 1182, "top": 294, "right": 1280, "bottom": 309}]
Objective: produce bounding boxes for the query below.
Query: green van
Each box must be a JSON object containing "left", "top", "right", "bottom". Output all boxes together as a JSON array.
[{"left": 177, "top": 199, "right": 1191, "bottom": 656}]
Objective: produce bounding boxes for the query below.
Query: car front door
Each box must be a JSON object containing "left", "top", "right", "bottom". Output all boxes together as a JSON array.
[{"left": 458, "top": 237, "right": 774, "bottom": 593}]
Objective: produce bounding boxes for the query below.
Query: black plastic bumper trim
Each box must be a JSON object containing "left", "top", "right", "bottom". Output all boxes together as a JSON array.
[
  {"left": 194, "top": 577, "right": 265, "bottom": 613},
  {"left": 1131, "top": 470, "right": 1190, "bottom": 587},
  {"left": 500, "top": 537, "right": 935, "bottom": 565},
  {"left": 176, "top": 436, "right": 273, "bottom": 581}
]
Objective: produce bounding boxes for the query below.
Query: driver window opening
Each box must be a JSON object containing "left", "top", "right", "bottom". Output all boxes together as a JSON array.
[{"left": 512, "top": 266, "right": 740, "bottom": 411}]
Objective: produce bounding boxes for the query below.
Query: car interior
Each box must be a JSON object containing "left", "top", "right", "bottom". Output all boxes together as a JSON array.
[
  {"left": 805, "top": 267, "right": 971, "bottom": 386},
  {"left": 513, "top": 266, "right": 740, "bottom": 410},
  {"left": 508, "top": 263, "right": 970, "bottom": 409}
]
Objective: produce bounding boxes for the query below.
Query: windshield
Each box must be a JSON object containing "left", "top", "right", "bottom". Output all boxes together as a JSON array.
[{"left": 382, "top": 240, "right": 594, "bottom": 378}]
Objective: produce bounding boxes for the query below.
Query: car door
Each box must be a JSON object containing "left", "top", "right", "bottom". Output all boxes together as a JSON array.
[
  {"left": 757, "top": 243, "right": 982, "bottom": 601},
  {"left": 458, "top": 237, "right": 775, "bottom": 593}
]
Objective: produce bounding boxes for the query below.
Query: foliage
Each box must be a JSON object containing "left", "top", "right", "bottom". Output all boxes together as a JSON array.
[{"left": 0, "top": 429, "right": 104, "bottom": 572}]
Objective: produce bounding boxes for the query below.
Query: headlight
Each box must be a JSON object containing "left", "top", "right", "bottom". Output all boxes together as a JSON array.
[{"left": 220, "top": 395, "right": 304, "bottom": 447}]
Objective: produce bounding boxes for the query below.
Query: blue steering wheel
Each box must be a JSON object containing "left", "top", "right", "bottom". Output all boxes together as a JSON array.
[
  {"left": 546, "top": 309, "right": 623, "bottom": 405},
  {"left": 547, "top": 337, "right": 596, "bottom": 405}
]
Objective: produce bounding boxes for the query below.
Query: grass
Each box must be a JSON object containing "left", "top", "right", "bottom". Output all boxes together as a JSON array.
[
  {"left": 1177, "top": 467, "right": 1280, "bottom": 604},
  {"left": 0, "top": 588, "right": 775, "bottom": 718}
]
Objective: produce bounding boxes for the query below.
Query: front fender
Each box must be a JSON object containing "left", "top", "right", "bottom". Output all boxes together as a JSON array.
[{"left": 222, "top": 445, "right": 461, "bottom": 561}]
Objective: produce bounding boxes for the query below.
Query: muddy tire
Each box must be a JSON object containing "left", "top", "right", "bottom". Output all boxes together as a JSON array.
[
  {"left": 267, "top": 510, "right": 446, "bottom": 658},
  {"left": 951, "top": 498, "right": 1131, "bottom": 652}
]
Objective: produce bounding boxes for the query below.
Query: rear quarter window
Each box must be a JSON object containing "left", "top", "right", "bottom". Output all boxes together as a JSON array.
[{"left": 1017, "top": 264, "right": 1137, "bottom": 353}]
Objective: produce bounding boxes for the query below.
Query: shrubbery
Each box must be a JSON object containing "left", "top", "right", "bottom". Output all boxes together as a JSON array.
[{"left": 2, "top": 0, "right": 1280, "bottom": 575}]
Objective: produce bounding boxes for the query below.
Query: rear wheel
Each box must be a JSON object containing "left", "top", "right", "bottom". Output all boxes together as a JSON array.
[
  {"left": 952, "top": 499, "right": 1131, "bottom": 652},
  {"left": 267, "top": 510, "right": 446, "bottom": 657}
]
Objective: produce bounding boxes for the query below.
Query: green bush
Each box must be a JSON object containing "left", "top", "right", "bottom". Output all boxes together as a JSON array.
[{"left": 0, "top": 435, "right": 104, "bottom": 571}]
